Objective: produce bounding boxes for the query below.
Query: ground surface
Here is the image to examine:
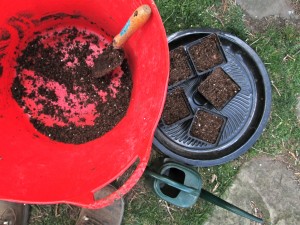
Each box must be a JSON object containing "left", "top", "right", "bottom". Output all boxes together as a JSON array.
[
  {"left": 297, "top": 95, "right": 300, "bottom": 123},
  {"left": 204, "top": 1, "right": 300, "bottom": 224},
  {"left": 236, "top": 0, "right": 298, "bottom": 19},
  {"left": 204, "top": 157, "right": 300, "bottom": 225}
]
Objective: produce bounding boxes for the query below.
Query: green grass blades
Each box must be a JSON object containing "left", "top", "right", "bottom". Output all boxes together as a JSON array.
[{"left": 249, "top": 25, "right": 300, "bottom": 156}]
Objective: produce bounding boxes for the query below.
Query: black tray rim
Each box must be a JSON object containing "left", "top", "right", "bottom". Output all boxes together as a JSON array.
[{"left": 153, "top": 28, "right": 272, "bottom": 167}]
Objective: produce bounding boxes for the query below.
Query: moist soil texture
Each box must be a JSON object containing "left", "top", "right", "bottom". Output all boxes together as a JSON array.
[
  {"left": 162, "top": 88, "right": 191, "bottom": 125},
  {"left": 189, "top": 34, "right": 224, "bottom": 72},
  {"left": 198, "top": 67, "right": 240, "bottom": 110},
  {"left": 169, "top": 46, "right": 192, "bottom": 86},
  {"left": 11, "top": 26, "right": 132, "bottom": 144},
  {"left": 190, "top": 110, "right": 225, "bottom": 144},
  {"left": 0, "top": 28, "right": 11, "bottom": 41}
]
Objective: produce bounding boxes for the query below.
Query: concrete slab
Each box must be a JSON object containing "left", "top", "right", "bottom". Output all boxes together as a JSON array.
[
  {"left": 236, "top": 0, "right": 296, "bottom": 19},
  {"left": 204, "top": 157, "right": 300, "bottom": 225}
]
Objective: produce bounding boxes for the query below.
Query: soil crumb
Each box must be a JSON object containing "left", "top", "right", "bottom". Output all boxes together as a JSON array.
[
  {"left": 189, "top": 34, "right": 225, "bottom": 72},
  {"left": 162, "top": 88, "right": 191, "bottom": 125},
  {"left": 169, "top": 46, "right": 192, "bottom": 86},
  {"left": 190, "top": 110, "right": 224, "bottom": 144},
  {"left": 198, "top": 67, "right": 240, "bottom": 110}
]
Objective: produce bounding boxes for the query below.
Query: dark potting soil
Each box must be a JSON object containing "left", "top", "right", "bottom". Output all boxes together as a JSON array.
[
  {"left": 189, "top": 34, "right": 224, "bottom": 72},
  {"left": 198, "top": 67, "right": 240, "bottom": 110},
  {"left": 169, "top": 46, "right": 192, "bottom": 86},
  {"left": 0, "top": 28, "right": 11, "bottom": 41},
  {"left": 11, "top": 27, "right": 132, "bottom": 144},
  {"left": 162, "top": 88, "right": 191, "bottom": 125},
  {"left": 190, "top": 110, "right": 224, "bottom": 144}
]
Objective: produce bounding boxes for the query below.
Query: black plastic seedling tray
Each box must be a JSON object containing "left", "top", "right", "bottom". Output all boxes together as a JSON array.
[
  {"left": 153, "top": 29, "right": 272, "bottom": 167},
  {"left": 168, "top": 46, "right": 195, "bottom": 89},
  {"left": 186, "top": 33, "right": 227, "bottom": 76},
  {"left": 198, "top": 67, "right": 241, "bottom": 110},
  {"left": 161, "top": 88, "right": 194, "bottom": 126},
  {"left": 188, "top": 108, "right": 227, "bottom": 146}
]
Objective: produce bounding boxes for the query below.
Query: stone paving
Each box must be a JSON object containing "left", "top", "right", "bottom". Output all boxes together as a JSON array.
[
  {"left": 236, "top": 0, "right": 298, "bottom": 19},
  {"left": 204, "top": 157, "right": 300, "bottom": 225}
]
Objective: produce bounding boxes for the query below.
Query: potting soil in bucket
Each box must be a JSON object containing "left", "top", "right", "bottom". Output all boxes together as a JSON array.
[
  {"left": 0, "top": 0, "right": 169, "bottom": 208},
  {"left": 12, "top": 26, "right": 132, "bottom": 144}
]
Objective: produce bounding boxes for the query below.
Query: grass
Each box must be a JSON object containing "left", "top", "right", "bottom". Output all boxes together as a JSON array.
[
  {"left": 28, "top": 0, "right": 300, "bottom": 224},
  {"left": 29, "top": 205, "right": 79, "bottom": 225},
  {"left": 124, "top": 0, "right": 300, "bottom": 224},
  {"left": 251, "top": 25, "right": 300, "bottom": 156}
]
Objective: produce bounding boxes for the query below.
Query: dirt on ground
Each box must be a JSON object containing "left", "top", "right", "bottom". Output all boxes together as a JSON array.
[
  {"left": 243, "top": 12, "right": 300, "bottom": 33},
  {"left": 237, "top": 0, "right": 300, "bottom": 33}
]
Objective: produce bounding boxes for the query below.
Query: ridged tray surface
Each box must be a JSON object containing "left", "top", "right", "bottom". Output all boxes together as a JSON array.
[{"left": 153, "top": 29, "right": 271, "bottom": 166}]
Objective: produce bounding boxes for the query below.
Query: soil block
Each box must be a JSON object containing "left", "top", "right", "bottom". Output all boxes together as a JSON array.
[
  {"left": 190, "top": 110, "right": 225, "bottom": 144},
  {"left": 11, "top": 26, "right": 132, "bottom": 144},
  {"left": 162, "top": 88, "right": 191, "bottom": 126},
  {"left": 188, "top": 34, "right": 225, "bottom": 72},
  {"left": 169, "top": 46, "right": 192, "bottom": 86},
  {"left": 198, "top": 67, "right": 240, "bottom": 110}
]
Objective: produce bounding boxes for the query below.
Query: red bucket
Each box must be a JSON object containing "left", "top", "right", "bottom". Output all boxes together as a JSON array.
[{"left": 0, "top": 0, "right": 169, "bottom": 208}]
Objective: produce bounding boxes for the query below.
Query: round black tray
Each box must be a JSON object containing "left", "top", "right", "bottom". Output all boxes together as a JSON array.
[{"left": 153, "top": 29, "right": 272, "bottom": 167}]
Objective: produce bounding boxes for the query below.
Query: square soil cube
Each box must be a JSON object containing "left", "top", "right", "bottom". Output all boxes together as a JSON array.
[
  {"left": 162, "top": 88, "right": 192, "bottom": 125},
  {"left": 190, "top": 110, "right": 225, "bottom": 144},
  {"left": 198, "top": 67, "right": 240, "bottom": 110},
  {"left": 188, "top": 34, "right": 225, "bottom": 72},
  {"left": 169, "top": 46, "right": 192, "bottom": 86}
]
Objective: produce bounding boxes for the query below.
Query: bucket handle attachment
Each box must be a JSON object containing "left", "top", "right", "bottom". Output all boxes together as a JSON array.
[
  {"left": 85, "top": 156, "right": 148, "bottom": 209},
  {"left": 145, "top": 168, "right": 263, "bottom": 224}
]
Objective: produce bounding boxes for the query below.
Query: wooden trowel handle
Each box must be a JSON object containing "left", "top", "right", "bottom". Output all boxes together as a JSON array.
[{"left": 113, "top": 5, "right": 152, "bottom": 49}]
